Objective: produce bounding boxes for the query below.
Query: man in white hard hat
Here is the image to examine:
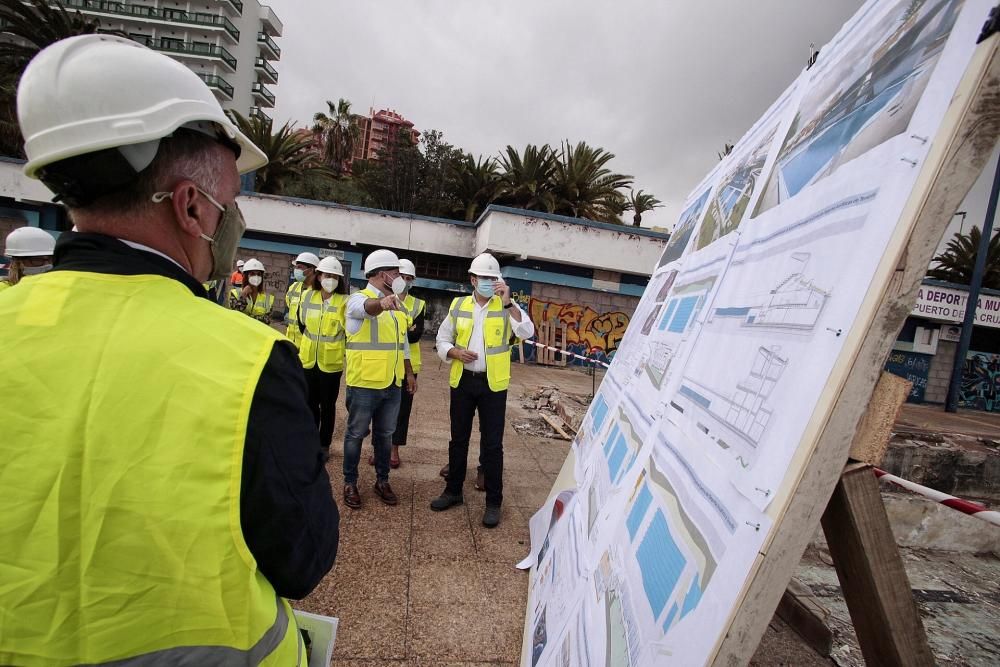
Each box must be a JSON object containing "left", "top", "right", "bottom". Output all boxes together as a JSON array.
[
  {"left": 285, "top": 251, "right": 320, "bottom": 347},
  {"left": 0, "top": 35, "right": 337, "bottom": 664},
  {"left": 341, "top": 248, "right": 416, "bottom": 509},
  {"left": 231, "top": 258, "right": 245, "bottom": 287},
  {"left": 431, "top": 252, "right": 534, "bottom": 527},
  {"left": 367, "top": 257, "right": 425, "bottom": 468},
  {"left": 0, "top": 226, "right": 56, "bottom": 291}
]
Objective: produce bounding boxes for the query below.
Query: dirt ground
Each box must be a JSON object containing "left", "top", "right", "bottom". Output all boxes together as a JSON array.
[{"left": 294, "top": 347, "right": 1000, "bottom": 665}]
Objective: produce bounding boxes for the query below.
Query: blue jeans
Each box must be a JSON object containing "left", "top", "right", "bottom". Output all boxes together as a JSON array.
[{"left": 343, "top": 385, "right": 401, "bottom": 485}]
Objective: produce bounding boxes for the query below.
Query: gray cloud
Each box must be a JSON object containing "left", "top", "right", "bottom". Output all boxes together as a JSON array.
[{"left": 264, "top": 0, "right": 863, "bottom": 229}]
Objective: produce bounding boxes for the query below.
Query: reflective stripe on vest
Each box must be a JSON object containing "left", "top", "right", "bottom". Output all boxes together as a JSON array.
[
  {"left": 403, "top": 294, "right": 425, "bottom": 373},
  {"left": 345, "top": 313, "right": 405, "bottom": 351},
  {"left": 298, "top": 290, "right": 346, "bottom": 373},
  {"left": 448, "top": 295, "right": 512, "bottom": 392},
  {"left": 0, "top": 271, "right": 302, "bottom": 665},
  {"left": 76, "top": 595, "right": 296, "bottom": 666},
  {"left": 345, "top": 287, "right": 407, "bottom": 388}
]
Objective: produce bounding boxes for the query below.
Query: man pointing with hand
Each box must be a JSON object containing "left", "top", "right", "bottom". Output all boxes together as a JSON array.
[
  {"left": 431, "top": 253, "right": 534, "bottom": 527},
  {"left": 342, "top": 248, "right": 415, "bottom": 510}
]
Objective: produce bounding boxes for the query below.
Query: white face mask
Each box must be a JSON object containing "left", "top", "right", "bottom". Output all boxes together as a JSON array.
[
  {"left": 22, "top": 264, "right": 52, "bottom": 276},
  {"left": 321, "top": 277, "right": 338, "bottom": 293},
  {"left": 390, "top": 275, "right": 407, "bottom": 296},
  {"left": 248, "top": 275, "right": 263, "bottom": 287}
]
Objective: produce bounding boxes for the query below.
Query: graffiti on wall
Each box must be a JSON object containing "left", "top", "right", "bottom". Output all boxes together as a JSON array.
[
  {"left": 959, "top": 351, "right": 1000, "bottom": 413},
  {"left": 528, "top": 296, "right": 631, "bottom": 364},
  {"left": 884, "top": 350, "right": 931, "bottom": 403}
]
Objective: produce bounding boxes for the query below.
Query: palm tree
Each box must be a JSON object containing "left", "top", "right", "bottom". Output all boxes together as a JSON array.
[
  {"left": 495, "top": 144, "right": 558, "bottom": 212},
  {"left": 0, "top": 0, "right": 101, "bottom": 157},
  {"left": 927, "top": 225, "right": 1000, "bottom": 289},
  {"left": 312, "top": 98, "right": 361, "bottom": 175},
  {"left": 550, "top": 140, "right": 633, "bottom": 224},
  {"left": 451, "top": 153, "right": 499, "bottom": 222},
  {"left": 625, "top": 189, "right": 663, "bottom": 227},
  {"left": 228, "top": 111, "right": 334, "bottom": 195}
]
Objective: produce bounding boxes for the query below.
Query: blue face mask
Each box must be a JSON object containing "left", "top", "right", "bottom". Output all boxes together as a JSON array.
[
  {"left": 293, "top": 269, "right": 305, "bottom": 282},
  {"left": 475, "top": 279, "right": 495, "bottom": 298}
]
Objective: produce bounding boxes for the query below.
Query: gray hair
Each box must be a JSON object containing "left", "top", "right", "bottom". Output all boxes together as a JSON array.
[{"left": 72, "top": 131, "right": 228, "bottom": 217}]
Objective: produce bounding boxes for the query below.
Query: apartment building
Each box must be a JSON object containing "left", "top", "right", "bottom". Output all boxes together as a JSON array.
[
  {"left": 57, "top": 0, "right": 282, "bottom": 123},
  {"left": 353, "top": 108, "right": 420, "bottom": 162}
]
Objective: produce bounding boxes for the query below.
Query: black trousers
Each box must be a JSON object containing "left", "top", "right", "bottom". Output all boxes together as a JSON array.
[
  {"left": 445, "top": 371, "right": 506, "bottom": 507},
  {"left": 305, "top": 366, "right": 343, "bottom": 452},
  {"left": 392, "top": 373, "right": 417, "bottom": 446}
]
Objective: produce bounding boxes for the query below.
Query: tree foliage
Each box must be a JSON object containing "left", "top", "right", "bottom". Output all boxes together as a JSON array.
[
  {"left": 625, "top": 189, "right": 663, "bottom": 227},
  {"left": 227, "top": 111, "right": 334, "bottom": 195},
  {"left": 927, "top": 225, "right": 1000, "bottom": 289},
  {"left": 0, "top": 0, "right": 101, "bottom": 157},
  {"left": 311, "top": 98, "right": 361, "bottom": 175}
]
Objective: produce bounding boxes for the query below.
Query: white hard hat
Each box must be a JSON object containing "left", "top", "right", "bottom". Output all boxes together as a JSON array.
[
  {"left": 399, "top": 258, "right": 416, "bottom": 277},
  {"left": 294, "top": 252, "right": 320, "bottom": 267},
  {"left": 469, "top": 253, "right": 501, "bottom": 278},
  {"left": 236, "top": 260, "right": 245, "bottom": 268},
  {"left": 17, "top": 35, "right": 267, "bottom": 202},
  {"left": 5, "top": 227, "right": 55, "bottom": 257},
  {"left": 363, "top": 249, "right": 400, "bottom": 275},
  {"left": 317, "top": 256, "right": 343, "bottom": 276},
  {"left": 242, "top": 258, "right": 265, "bottom": 273}
]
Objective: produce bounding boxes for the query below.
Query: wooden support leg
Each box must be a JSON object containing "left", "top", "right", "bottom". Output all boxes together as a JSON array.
[{"left": 820, "top": 463, "right": 934, "bottom": 667}]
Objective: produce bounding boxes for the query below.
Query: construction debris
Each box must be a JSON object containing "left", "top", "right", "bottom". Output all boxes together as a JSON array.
[{"left": 518, "top": 386, "right": 590, "bottom": 441}]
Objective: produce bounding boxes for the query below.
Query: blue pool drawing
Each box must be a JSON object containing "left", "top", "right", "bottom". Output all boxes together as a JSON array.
[
  {"left": 636, "top": 510, "right": 686, "bottom": 619},
  {"left": 657, "top": 300, "right": 679, "bottom": 331},
  {"left": 591, "top": 394, "right": 609, "bottom": 433},
  {"left": 627, "top": 484, "right": 654, "bottom": 540},
  {"left": 665, "top": 296, "right": 699, "bottom": 333}
]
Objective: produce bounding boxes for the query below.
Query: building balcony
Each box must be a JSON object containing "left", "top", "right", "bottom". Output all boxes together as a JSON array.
[
  {"left": 259, "top": 5, "right": 283, "bottom": 37},
  {"left": 251, "top": 82, "right": 275, "bottom": 108},
  {"left": 254, "top": 57, "right": 278, "bottom": 84},
  {"left": 223, "top": 0, "right": 243, "bottom": 16},
  {"left": 257, "top": 31, "right": 281, "bottom": 60},
  {"left": 140, "top": 39, "right": 237, "bottom": 71},
  {"left": 61, "top": 0, "right": 240, "bottom": 43},
  {"left": 198, "top": 73, "right": 234, "bottom": 100},
  {"left": 249, "top": 106, "right": 272, "bottom": 124}
]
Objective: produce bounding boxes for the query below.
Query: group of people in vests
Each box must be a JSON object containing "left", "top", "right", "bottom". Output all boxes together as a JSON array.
[{"left": 0, "top": 33, "right": 536, "bottom": 664}]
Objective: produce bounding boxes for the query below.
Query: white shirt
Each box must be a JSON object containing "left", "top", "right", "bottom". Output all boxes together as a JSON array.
[
  {"left": 119, "top": 239, "right": 186, "bottom": 271},
  {"left": 436, "top": 295, "right": 534, "bottom": 373},
  {"left": 345, "top": 282, "right": 411, "bottom": 360}
]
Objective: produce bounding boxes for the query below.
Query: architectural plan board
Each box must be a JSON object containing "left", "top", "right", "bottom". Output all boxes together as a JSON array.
[{"left": 522, "top": 0, "right": 1000, "bottom": 664}]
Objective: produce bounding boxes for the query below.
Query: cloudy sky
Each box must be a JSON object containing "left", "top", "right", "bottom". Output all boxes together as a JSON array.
[{"left": 263, "top": 0, "right": 865, "bottom": 229}]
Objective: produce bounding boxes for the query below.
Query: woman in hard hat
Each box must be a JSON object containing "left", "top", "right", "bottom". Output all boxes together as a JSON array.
[
  {"left": 228, "top": 258, "right": 275, "bottom": 323},
  {"left": 284, "top": 251, "right": 320, "bottom": 348},
  {"left": 0, "top": 227, "right": 56, "bottom": 291},
  {"left": 297, "top": 256, "right": 348, "bottom": 458}
]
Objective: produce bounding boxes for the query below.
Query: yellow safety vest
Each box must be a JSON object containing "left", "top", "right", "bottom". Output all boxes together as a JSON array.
[
  {"left": 401, "top": 293, "right": 426, "bottom": 374},
  {"left": 345, "top": 287, "right": 407, "bottom": 389},
  {"left": 230, "top": 287, "right": 275, "bottom": 320},
  {"left": 448, "top": 295, "right": 513, "bottom": 392},
  {"left": 0, "top": 279, "right": 10, "bottom": 292},
  {"left": 298, "top": 289, "right": 347, "bottom": 373},
  {"left": 0, "top": 271, "right": 302, "bottom": 666},
  {"left": 285, "top": 281, "right": 305, "bottom": 346}
]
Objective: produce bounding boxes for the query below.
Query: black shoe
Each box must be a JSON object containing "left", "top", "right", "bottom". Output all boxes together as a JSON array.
[
  {"left": 482, "top": 505, "right": 502, "bottom": 528},
  {"left": 430, "top": 493, "right": 464, "bottom": 511}
]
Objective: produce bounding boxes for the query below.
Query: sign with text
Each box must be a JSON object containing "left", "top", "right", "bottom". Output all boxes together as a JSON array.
[{"left": 911, "top": 284, "right": 1000, "bottom": 329}]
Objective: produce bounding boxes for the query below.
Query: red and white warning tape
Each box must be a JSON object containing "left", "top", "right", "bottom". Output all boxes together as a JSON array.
[
  {"left": 521, "top": 339, "right": 611, "bottom": 368},
  {"left": 874, "top": 467, "right": 1000, "bottom": 528}
]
